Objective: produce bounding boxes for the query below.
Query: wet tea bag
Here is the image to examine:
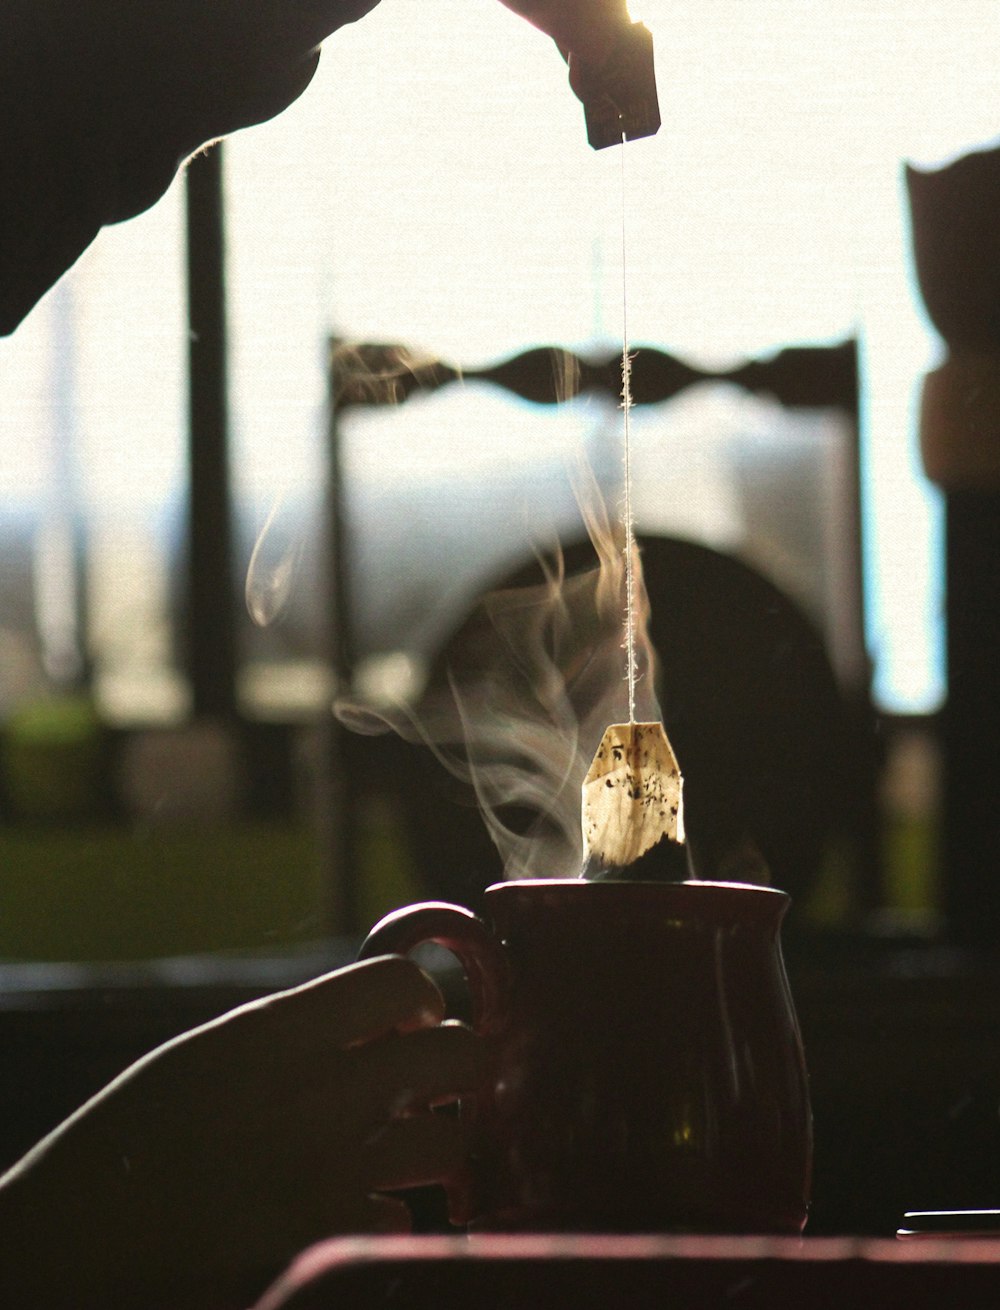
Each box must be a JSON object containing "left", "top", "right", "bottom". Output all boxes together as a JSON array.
[{"left": 582, "top": 721, "right": 684, "bottom": 872}]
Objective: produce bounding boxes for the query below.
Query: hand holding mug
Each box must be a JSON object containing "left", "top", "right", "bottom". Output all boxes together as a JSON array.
[{"left": 0, "top": 956, "right": 483, "bottom": 1308}]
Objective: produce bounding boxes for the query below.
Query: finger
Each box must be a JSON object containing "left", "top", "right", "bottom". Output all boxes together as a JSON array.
[
  {"left": 261, "top": 0, "right": 384, "bottom": 57},
  {"left": 500, "top": 0, "right": 628, "bottom": 70},
  {"left": 214, "top": 48, "right": 323, "bottom": 137},
  {"left": 284, "top": 1022, "right": 485, "bottom": 1142},
  {"left": 365, "top": 1194, "right": 414, "bottom": 1235},
  {"left": 243, "top": 956, "right": 447, "bottom": 1052},
  {"left": 363, "top": 1112, "right": 473, "bottom": 1192},
  {"left": 350, "top": 1022, "right": 485, "bottom": 1116},
  {"left": 208, "top": 0, "right": 381, "bottom": 75},
  {"left": 161, "top": 47, "right": 322, "bottom": 159}
]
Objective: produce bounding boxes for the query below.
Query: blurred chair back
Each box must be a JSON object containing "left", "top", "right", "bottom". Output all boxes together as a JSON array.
[{"left": 326, "top": 338, "right": 875, "bottom": 926}]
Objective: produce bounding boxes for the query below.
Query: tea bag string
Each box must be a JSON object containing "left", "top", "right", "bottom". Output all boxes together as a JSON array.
[{"left": 620, "top": 125, "right": 637, "bottom": 725}]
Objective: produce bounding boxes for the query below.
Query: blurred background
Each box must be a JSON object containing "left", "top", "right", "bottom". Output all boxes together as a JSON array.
[{"left": 2, "top": 0, "right": 1000, "bottom": 1235}]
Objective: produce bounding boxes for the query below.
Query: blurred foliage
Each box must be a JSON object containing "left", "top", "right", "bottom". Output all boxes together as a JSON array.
[{"left": 0, "top": 822, "right": 323, "bottom": 962}]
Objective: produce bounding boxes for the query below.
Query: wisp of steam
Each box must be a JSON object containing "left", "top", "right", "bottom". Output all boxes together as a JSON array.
[
  {"left": 336, "top": 458, "right": 663, "bottom": 881},
  {"left": 246, "top": 492, "right": 307, "bottom": 629}
]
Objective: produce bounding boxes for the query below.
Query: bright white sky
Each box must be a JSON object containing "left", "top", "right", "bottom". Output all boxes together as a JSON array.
[{"left": 2, "top": 0, "right": 999, "bottom": 712}]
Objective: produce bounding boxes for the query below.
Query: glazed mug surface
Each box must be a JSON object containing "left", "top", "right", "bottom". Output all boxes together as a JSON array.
[{"left": 359, "top": 879, "right": 812, "bottom": 1234}]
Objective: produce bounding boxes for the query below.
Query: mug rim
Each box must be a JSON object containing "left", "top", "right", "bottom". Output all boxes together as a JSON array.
[
  {"left": 482, "top": 879, "right": 791, "bottom": 931},
  {"left": 486, "top": 878, "right": 788, "bottom": 901}
]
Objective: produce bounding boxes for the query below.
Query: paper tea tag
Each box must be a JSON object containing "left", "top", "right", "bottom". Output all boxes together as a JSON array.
[{"left": 582, "top": 722, "right": 684, "bottom": 868}]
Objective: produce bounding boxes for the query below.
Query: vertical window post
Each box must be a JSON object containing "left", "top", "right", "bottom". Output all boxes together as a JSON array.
[{"left": 184, "top": 145, "right": 237, "bottom": 721}]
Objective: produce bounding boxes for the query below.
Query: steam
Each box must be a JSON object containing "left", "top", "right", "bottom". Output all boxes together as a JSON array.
[
  {"left": 337, "top": 457, "right": 663, "bottom": 880},
  {"left": 246, "top": 492, "right": 305, "bottom": 628},
  {"left": 245, "top": 344, "right": 446, "bottom": 632}
]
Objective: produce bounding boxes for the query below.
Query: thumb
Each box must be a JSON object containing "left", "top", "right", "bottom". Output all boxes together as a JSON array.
[{"left": 259, "top": 0, "right": 384, "bottom": 57}]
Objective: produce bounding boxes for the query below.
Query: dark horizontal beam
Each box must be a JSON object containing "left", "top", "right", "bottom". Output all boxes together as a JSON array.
[{"left": 330, "top": 339, "right": 858, "bottom": 415}]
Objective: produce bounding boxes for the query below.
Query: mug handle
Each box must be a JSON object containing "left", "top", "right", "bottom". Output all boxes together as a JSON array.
[{"left": 358, "top": 900, "right": 510, "bottom": 1036}]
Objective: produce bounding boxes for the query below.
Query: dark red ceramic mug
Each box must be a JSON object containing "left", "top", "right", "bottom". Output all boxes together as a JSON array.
[{"left": 359, "top": 879, "right": 812, "bottom": 1234}]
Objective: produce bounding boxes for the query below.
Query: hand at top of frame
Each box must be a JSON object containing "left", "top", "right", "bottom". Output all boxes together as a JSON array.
[
  {"left": 0, "top": 0, "right": 636, "bottom": 336},
  {"left": 497, "top": 0, "right": 635, "bottom": 99},
  {"left": 0, "top": 0, "right": 379, "bottom": 334}
]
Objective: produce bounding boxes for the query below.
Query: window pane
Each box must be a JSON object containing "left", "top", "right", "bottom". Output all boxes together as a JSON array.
[
  {"left": 0, "top": 181, "right": 187, "bottom": 724},
  {"left": 224, "top": 0, "right": 1000, "bottom": 715}
]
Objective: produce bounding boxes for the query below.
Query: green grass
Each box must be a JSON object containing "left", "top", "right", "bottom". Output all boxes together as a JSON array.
[
  {"left": 0, "top": 794, "right": 430, "bottom": 964},
  {"left": 0, "top": 821, "right": 326, "bottom": 962}
]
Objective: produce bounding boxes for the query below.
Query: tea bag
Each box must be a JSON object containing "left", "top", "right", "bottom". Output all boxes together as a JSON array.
[{"left": 582, "top": 721, "right": 684, "bottom": 873}]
